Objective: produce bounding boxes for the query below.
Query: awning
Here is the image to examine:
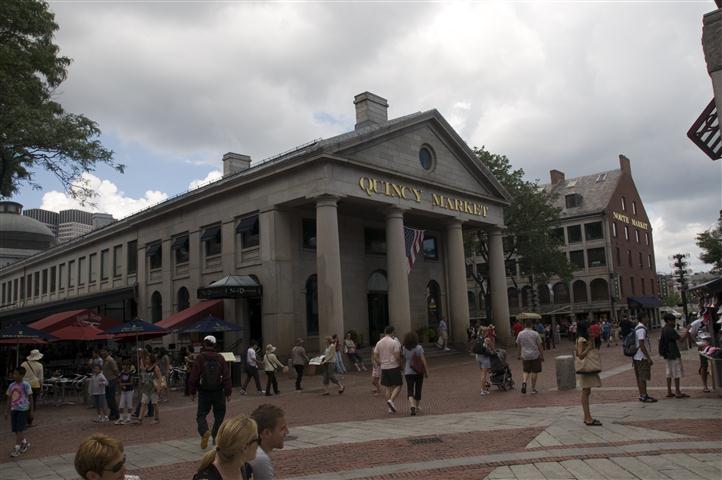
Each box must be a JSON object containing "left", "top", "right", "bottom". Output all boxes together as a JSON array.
[
  {"left": 197, "top": 275, "right": 262, "bottom": 299},
  {"left": 200, "top": 225, "right": 221, "bottom": 241},
  {"left": 29, "top": 309, "right": 119, "bottom": 333},
  {"left": 687, "top": 277, "right": 722, "bottom": 294},
  {"left": 627, "top": 296, "right": 662, "bottom": 308},
  {"left": 235, "top": 216, "right": 258, "bottom": 234},
  {"left": 146, "top": 243, "right": 161, "bottom": 257},
  {"left": 156, "top": 299, "right": 224, "bottom": 331},
  {"left": 171, "top": 235, "right": 189, "bottom": 250}
]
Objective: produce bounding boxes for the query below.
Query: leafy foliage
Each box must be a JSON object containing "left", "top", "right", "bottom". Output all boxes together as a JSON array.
[
  {"left": 696, "top": 218, "right": 722, "bottom": 273},
  {"left": 465, "top": 147, "right": 572, "bottom": 312},
  {"left": 0, "top": 0, "right": 122, "bottom": 200}
]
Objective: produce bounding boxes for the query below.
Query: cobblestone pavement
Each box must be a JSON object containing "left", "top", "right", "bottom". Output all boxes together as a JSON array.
[{"left": 1, "top": 336, "right": 720, "bottom": 479}]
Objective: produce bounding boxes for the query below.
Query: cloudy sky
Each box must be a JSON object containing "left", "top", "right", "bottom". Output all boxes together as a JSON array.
[{"left": 12, "top": 1, "right": 722, "bottom": 273}]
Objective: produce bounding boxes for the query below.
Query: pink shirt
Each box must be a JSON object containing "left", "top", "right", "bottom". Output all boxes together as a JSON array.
[{"left": 374, "top": 336, "right": 401, "bottom": 370}]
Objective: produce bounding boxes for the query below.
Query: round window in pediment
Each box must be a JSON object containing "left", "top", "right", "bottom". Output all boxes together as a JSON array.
[{"left": 419, "top": 146, "right": 434, "bottom": 170}]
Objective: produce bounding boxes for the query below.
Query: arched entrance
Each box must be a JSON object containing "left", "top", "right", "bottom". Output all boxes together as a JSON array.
[
  {"left": 367, "top": 270, "right": 388, "bottom": 346},
  {"left": 427, "top": 280, "right": 441, "bottom": 327}
]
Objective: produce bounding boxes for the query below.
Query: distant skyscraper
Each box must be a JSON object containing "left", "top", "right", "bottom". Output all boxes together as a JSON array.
[
  {"left": 23, "top": 208, "right": 60, "bottom": 236},
  {"left": 22, "top": 207, "right": 114, "bottom": 243}
]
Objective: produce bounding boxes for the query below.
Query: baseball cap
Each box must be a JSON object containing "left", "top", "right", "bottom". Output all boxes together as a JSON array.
[{"left": 203, "top": 335, "right": 217, "bottom": 344}]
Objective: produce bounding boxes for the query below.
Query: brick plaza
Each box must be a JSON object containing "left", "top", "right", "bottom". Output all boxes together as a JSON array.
[{"left": 1, "top": 333, "right": 720, "bottom": 480}]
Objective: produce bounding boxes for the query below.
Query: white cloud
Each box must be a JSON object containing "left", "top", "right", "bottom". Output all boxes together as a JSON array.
[
  {"left": 188, "top": 170, "right": 222, "bottom": 190},
  {"left": 40, "top": 173, "right": 168, "bottom": 220},
  {"left": 650, "top": 213, "right": 706, "bottom": 274}
]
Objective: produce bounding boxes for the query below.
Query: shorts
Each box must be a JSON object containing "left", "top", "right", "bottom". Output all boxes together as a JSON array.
[
  {"left": 476, "top": 355, "right": 491, "bottom": 369},
  {"left": 119, "top": 390, "right": 134, "bottom": 410},
  {"left": 633, "top": 359, "right": 651, "bottom": 382},
  {"left": 380, "top": 367, "right": 403, "bottom": 387},
  {"left": 699, "top": 353, "right": 709, "bottom": 373},
  {"left": 10, "top": 410, "right": 28, "bottom": 433},
  {"left": 665, "top": 358, "right": 683, "bottom": 379},
  {"left": 141, "top": 392, "right": 159, "bottom": 404},
  {"left": 92, "top": 394, "right": 106, "bottom": 409},
  {"left": 522, "top": 358, "right": 542, "bottom": 373}
]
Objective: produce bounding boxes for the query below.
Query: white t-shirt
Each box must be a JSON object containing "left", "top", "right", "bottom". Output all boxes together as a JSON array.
[
  {"left": 516, "top": 329, "right": 541, "bottom": 360},
  {"left": 248, "top": 447, "right": 274, "bottom": 480},
  {"left": 688, "top": 319, "right": 707, "bottom": 341},
  {"left": 374, "top": 336, "right": 401, "bottom": 370},
  {"left": 633, "top": 324, "right": 648, "bottom": 361},
  {"left": 246, "top": 348, "right": 258, "bottom": 368}
]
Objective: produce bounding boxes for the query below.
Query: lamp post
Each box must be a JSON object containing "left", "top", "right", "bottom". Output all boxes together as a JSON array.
[{"left": 669, "top": 253, "right": 692, "bottom": 326}]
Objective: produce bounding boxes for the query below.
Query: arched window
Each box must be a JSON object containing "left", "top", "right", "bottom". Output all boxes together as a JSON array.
[
  {"left": 507, "top": 287, "right": 519, "bottom": 309},
  {"left": 552, "top": 282, "right": 570, "bottom": 304},
  {"left": 538, "top": 285, "right": 551, "bottom": 305},
  {"left": 590, "top": 278, "right": 609, "bottom": 302},
  {"left": 572, "top": 280, "right": 587, "bottom": 303},
  {"left": 521, "top": 286, "right": 532, "bottom": 307},
  {"left": 305, "top": 275, "right": 318, "bottom": 336},
  {"left": 177, "top": 287, "right": 190, "bottom": 312},
  {"left": 151, "top": 291, "right": 162, "bottom": 323}
]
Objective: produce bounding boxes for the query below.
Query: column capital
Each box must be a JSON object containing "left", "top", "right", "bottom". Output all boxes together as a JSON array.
[
  {"left": 487, "top": 226, "right": 504, "bottom": 237},
  {"left": 315, "top": 195, "right": 340, "bottom": 208},
  {"left": 445, "top": 218, "right": 464, "bottom": 230},
  {"left": 384, "top": 206, "right": 407, "bottom": 220}
]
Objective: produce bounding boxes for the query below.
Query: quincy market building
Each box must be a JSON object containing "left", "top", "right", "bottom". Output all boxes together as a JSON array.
[{"left": 0, "top": 92, "right": 513, "bottom": 353}]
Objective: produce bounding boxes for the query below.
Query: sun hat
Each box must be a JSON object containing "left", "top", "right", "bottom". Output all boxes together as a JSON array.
[
  {"left": 27, "top": 349, "right": 43, "bottom": 361},
  {"left": 266, "top": 344, "right": 276, "bottom": 352},
  {"left": 203, "top": 335, "right": 217, "bottom": 345}
]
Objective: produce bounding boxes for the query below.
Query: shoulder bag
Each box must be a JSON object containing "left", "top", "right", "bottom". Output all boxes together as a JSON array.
[
  {"left": 410, "top": 348, "right": 426, "bottom": 375},
  {"left": 575, "top": 344, "right": 602, "bottom": 374}
]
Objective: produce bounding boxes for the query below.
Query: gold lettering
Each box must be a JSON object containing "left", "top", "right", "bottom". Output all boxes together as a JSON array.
[
  {"left": 473, "top": 204, "right": 480, "bottom": 216},
  {"left": 446, "top": 198, "right": 455, "bottom": 210},
  {"left": 358, "top": 177, "right": 374, "bottom": 196},
  {"left": 482, "top": 205, "right": 488, "bottom": 217},
  {"left": 391, "top": 183, "right": 404, "bottom": 198},
  {"left": 432, "top": 193, "right": 443, "bottom": 207},
  {"left": 411, "top": 188, "right": 422, "bottom": 203},
  {"left": 383, "top": 181, "right": 391, "bottom": 196}
]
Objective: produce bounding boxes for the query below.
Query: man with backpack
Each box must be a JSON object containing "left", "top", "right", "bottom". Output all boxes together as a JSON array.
[
  {"left": 624, "top": 313, "right": 657, "bottom": 403},
  {"left": 189, "top": 335, "right": 232, "bottom": 449}
]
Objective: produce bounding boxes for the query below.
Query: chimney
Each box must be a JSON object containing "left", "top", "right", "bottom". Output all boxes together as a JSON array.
[
  {"left": 550, "top": 169, "right": 565, "bottom": 186},
  {"left": 223, "top": 152, "right": 251, "bottom": 176},
  {"left": 353, "top": 92, "right": 388, "bottom": 130},
  {"left": 619, "top": 154, "right": 631, "bottom": 176}
]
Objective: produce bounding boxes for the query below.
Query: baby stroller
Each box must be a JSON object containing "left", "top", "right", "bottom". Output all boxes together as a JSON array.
[{"left": 489, "top": 348, "right": 514, "bottom": 391}]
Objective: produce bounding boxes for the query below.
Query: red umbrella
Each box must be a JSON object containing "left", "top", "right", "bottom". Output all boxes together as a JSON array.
[
  {"left": 51, "top": 324, "right": 114, "bottom": 341},
  {"left": 0, "top": 338, "right": 48, "bottom": 345}
]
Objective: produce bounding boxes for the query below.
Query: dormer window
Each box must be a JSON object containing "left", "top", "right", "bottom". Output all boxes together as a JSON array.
[{"left": 565, "top": 193, "right": 582, "bottom": 208}]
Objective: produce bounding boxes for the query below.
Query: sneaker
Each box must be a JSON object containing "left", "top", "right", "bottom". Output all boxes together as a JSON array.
[
  {"left": 257, "top": 390, "right": 265, "bottom": 395},
  {"left": 19, "top": 441, "right": 29, "bottom": 454},
  {"left": 114, "top": 419, "right": 124, "bottom": 425},
  {"left": 386, "top": 400, "right": 397, "bottom": 413},
  {"left": 10, "top": 446, "right": 21, "bottom": 458},
  {"left": 480, "top": 390, "right": 489, "bottom": 396},
  {"left": 410, "top": 406, "right": 417, "bottom": 416},
  {"left": 122, "top": 418, "right": 131, "bottom": 424},
  {"left": 444, "top": 347, "right": 451, "bottom": 351},
  {"left": 521, "top": 383, "right": 527, "bottom": 394},
  {"left": 152, "top": 419, "right": 160, "bottom": 424},
  {"left": 239, "top": 389, "right": 247, "bottom": 395},
  {"left": 200, "top": 431, "right": 211, "bottom": 449},
  {"left": 103, "top": 416, "right": 110, "bottom": 422},
  {"left": 531, "top": 389, "right": 538, "bottom": 395}
]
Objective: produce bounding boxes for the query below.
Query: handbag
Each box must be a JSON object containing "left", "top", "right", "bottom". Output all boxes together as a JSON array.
[
  {"left": 410, "top": 351, "right": 426, "bottom": 375},
  {"left": 575, "top": 347, "right": 602, "bottom": 374}
]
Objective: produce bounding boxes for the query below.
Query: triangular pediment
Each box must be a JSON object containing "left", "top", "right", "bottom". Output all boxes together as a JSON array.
[{"left": 332, "top": 111, "right": 510, "bottom": 204}]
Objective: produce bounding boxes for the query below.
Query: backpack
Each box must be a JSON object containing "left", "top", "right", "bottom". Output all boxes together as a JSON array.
[
  {"left": 623, "top": 325, "right": 645, "bottom": 357},
  {"left": 472, "top": 336, "right": 487, "bottom": 355},
  {"left": 200, "top": 354, "right": 222, "bottom": 391}
]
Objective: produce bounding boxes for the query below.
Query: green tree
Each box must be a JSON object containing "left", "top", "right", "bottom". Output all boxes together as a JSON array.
[
  {"left": 465, "top": 147, "right": 572, "bottom": 314},
  {"left": 696, "top": 218, "right": 722, "bottom": 273},
  {"left": 0, "top": 0, "right": 122, "bottom": 200},
  {"left": 662, "top": 289, "right": 681, "bottom": 308}
]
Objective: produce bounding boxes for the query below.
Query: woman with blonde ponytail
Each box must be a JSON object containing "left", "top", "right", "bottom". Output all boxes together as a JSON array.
[{"left": 193, "top": 415, "right": 259, "bottom": 480}]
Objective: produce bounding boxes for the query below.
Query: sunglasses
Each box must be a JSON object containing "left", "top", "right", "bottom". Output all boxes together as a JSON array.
[{"left": 104, "top": 455, "right": 126, "bottom": 473}]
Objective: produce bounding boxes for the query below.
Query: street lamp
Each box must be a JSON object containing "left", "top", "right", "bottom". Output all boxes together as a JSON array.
[{"left": 669, "top": 253, "right": 692, "bottom": 325}]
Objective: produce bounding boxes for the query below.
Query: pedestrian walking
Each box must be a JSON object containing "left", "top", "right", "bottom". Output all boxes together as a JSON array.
[
  {"left": 371, "top": 359, "right": 381, "bottom": 395},
  {"left": 575, "top": 321, "right": 603, "bottom": 426},
  {"left": 158, "top": 348, "right": 171, "bottom": 402},
  {"left": 601, "top": 320, "right": 612, "bottom": 347},
  {"left": 516, "top": 318, "right": 544, "bottom": 394},
  {"left": 511, "top": 319, "right": 523, "bottom": 339},
  {"left": 687, "top": 313, "right": 712, "bottom": 392},
  {"left": 568, "top": 320, "right": 577, "bottom": 341},
  {"left": 321, "top": 336, "right": 345, "bottom": 396},
  {"left": 193, "top": 415, "right": 257, "bottom": 480},
  {"left": 437, "top": 318, "right": 450, "bottom": 350},
  {"left": 5, "top": 366, "right": 32, "bottom": 457},
  {"left": 660, "top": 314, "right": 689, "bottom": 398},
  {"left": 133, "top": 353, "right": 161, "bottom": 425},
  {"left": 263, "top": 345, "right": 284, "bottom": 396},
  {"left": 291, "top": 339, "right": 308, "bottom": 391},
  {"left": 589, "top": 320, "right": 602, "bottom": 349},
  {"left": 631, "top": 313, "right": 657, "bottom": 403},
  {"left": 115, "top": 360, "right": 134, "bottom": 424},
  {"left": 402, "top": 331, "right": 428, "bottom": 415},
  {"left": 100, "top": 349, "right": 120, "bottom": 421},
  {"left": 332, "top": 334, "right": 348, "bottom": 374},
  {"left": 74, "top": 434, "right": 133, "bottom": 480},
  {"left": 249, "top": 404, "right": 288, "bottom": 480},
  {"left": 240, "top": 341, "right": 264, "bottom": 395},
  {"left": 373, "top": 325, "right": 403, "bottom": 413},
  {"left": 344, "top": 333, "right": 366, "bottom": 372},
  {"left": 20, "top": 350, "right": 43, "bottom": 416},
  {"left": 474, "top": 331, "right": 495, "bottom": 396},
  {"left": 189, "top": 335, "right": 232, "bottom": 449},
  {"left": 89, "top": 364, "right": 109, "bottom": 423}
]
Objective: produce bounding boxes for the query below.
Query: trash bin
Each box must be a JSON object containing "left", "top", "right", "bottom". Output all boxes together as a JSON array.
[
  {"left": 704, "top": 354, "right": 722, "bottom": 396},
  {"left": 231, "top": 362, "right": 243, "bottom": 388},
  {"left": 555, "top": 355, "right": 576, "bottom": 391}
]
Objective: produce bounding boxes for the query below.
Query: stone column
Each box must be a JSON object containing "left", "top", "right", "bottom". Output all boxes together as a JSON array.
[
  {"left": 488, "top": 228, "right": 513, "bottom": 345},
  {"left": 316, "top": 196, "right": 345, "bottom": 351},
  {"left": 446, "top": 220, "right": 469, "bottom": 344},
  {"left": 385, "top": 207, "right": 411, "bottom": 336}
]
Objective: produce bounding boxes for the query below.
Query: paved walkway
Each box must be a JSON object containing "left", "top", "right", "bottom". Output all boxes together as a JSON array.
[{"left": 2, "top": 398, "right": 719, "bottom": 480}]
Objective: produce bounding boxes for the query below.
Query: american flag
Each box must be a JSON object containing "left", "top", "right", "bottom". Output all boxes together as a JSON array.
[{"left": 404, "top": 227, "right": 425, "bottom": 274}]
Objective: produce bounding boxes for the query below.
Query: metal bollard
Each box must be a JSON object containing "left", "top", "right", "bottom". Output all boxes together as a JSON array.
[{"left": 555, "top": 355, "right": 577, "bottom": 391}]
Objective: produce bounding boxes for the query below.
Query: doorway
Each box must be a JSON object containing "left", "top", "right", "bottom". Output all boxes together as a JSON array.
[
  {"left": 367, "top": 270, "right": 389, "bottom": 346},
  {"left": 248, "top": 298, "right": 263, "bottom": 346}
]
